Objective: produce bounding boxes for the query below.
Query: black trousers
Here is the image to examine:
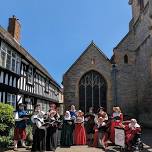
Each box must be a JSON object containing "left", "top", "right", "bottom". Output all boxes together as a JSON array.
[
  {"left": 46, "top": 126, "right": 58, "bottom": 151},
  {"left": 31, "top": 127, "right": 47, "bottom": 152}
]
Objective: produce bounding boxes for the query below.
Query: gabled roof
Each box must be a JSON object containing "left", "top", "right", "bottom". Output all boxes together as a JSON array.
[
  {"left": 64, "top": 41, "right": 111, "bottom": 76},
  {"left": 0, "top": 25, "right": 62, "bottom": 91}
]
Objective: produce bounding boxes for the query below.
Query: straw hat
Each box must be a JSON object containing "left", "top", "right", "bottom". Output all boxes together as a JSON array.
[{"left": 76, "top": 110, "right": 84, "bottom": 117}]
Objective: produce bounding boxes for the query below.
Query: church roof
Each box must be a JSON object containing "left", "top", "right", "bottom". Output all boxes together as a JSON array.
[{"left": 64, "top": 41, "right": 111, "bottom": 76}]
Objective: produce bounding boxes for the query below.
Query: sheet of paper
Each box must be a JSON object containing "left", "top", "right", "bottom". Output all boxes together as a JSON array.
[{"left": 115, "top": 128, "right": 125, "bottom": 148}]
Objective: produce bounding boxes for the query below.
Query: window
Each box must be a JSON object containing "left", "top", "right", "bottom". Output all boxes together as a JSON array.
[
  {"left": 79, "top": 70, "right": 107, "bottom": 113},
  {"left": 27, "top": 66, "right": 33, "bottom": 85},
  {"left": 13, "top": 77, "right": 16, "bottom": 87},
  {"left": 11, "top": 51, "right": 16, "bottom": 72},
  {"left": 1, "top": 42, "right": 7, "bottom": 51},
  {"left": 6, "top": 53, "right": 11, "bottom": 69},
  {"left": 7, "top": 93, "right": 16, "bottom": 108},
  {"left": 1, "top": 50, "right": 6, "bottom": 67},
  {"left": 124, "top": 55, "right": 128, "bottom": 64},
  {"left": 16, "top": 57, "right": 21, "bottom": 74},
  {"left": 0, "top": 41, "right": 21, "bottom": 74},
  {"left": 45, "top": 80, "right": 49, "bottom": 93}
]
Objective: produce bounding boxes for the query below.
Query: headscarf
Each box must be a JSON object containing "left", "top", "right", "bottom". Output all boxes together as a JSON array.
[
  {"left": 129, "top": 119, "right": 140, "bottom": 128},
  {"left": 64, "top": 111, "right": 71, "bottom": 120}
]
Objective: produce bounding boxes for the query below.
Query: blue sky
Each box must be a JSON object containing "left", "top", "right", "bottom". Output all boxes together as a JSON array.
[{"left": 0, "top": 0, "right": 131, "bottom": 84}]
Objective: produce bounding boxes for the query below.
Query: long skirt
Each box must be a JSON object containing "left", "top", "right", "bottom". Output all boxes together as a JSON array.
[
  {"left": 74, "top": 123, "right": 86, "bottom": 145},
  {"left": 93, "top": 129, "right": 107, "bottom": 148},
  {"left": 125, "top": 128, "right": 141, "bottom": 145},
  {"left": 46, "top": 126, "right": 58, "bottom": 151},
  {"left": 31, "top": 127, "right": 46, "bottom": 152},
  {"left": 60, "top": 123, "right": 73, "bottom": 147}
]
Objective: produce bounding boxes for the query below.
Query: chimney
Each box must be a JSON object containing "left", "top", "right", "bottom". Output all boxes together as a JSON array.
[{"left": 7, "top": 15, "right": 21, "bottom": 42}]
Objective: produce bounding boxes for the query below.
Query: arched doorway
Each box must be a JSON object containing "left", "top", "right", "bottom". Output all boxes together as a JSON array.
[{"left": 79, "top": 70, "right": 107, "bottom": 113}]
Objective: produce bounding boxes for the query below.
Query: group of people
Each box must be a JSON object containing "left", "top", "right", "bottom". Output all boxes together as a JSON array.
[
  {"left": 13, "top": 103, "right": 141, "bottom": 151},
  {"left": 14, "top": 102, "right": 60, "bottom": 151}
]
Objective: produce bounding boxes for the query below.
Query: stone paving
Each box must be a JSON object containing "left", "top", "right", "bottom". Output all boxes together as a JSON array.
[{"left": 4, "top": 129, "right": 152, "bottom": 152}]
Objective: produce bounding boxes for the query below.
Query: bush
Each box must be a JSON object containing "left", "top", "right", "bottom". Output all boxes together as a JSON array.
[
  {"left": 0, "top": 103, "right": 14, "bottom": 148},
  {"left": 0, "top": 136, "right": 12, "bottom": 148},
  {"left": 26, "top": 125, "right": 33, "bottom": 146}
]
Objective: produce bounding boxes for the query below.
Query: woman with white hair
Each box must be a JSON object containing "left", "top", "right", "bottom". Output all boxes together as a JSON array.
[
  {"left": 125, "top": 119, "right": 141, "bottom": 148},
  {"left": 60, "top": 111, "right": 75, "bottom": 147}
]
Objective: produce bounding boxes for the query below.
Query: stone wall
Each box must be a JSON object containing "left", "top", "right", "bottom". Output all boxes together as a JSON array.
[
  {"left": 114, "top": 31, "right": 137, "bottom": 117},
  {"left": 114, "top": 0, "right": 152, "bottom": 127}
]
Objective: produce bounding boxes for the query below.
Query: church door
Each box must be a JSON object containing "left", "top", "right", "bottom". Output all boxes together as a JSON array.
[{"left": 79, "top": 70, "right": 107, "bottom": 113}]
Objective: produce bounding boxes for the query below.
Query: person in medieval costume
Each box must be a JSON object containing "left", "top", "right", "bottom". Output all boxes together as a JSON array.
[
  {"left": 97, "top": 107, "right": 108, "bottom": 122},
  {"left": 125, "top": 119, "right": 141, "bottom": 149},
  {"left": 93, "top": 117, "right": 108, "bottom": 149},
  {"left": 84, "top": 107, "right": 95, "bottom": 146},
  {"left": 31, "top": 104, "right": 47, "bottom": 152},
  {"left": 60, "top": 111, "right": 75, "bottom": 147},
  {"left": 74, "top": 110, "right": 86, "bottom": 145},
  {"left": 69, "top": 105, "right": 77, "bottom": 120},
  {"left": 13, "top": 103, "right": 29, "bottom": 151},
  {"left": 46, "top": 103, "right": 60, "bottom": 151},
  {"left": 110, "top": 106, "right": 123, "bottom": 143}
]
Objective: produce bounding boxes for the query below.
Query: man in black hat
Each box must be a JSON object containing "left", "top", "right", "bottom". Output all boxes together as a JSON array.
[{"left": 13, "top": 103, "right": 29, "bottom": 151}]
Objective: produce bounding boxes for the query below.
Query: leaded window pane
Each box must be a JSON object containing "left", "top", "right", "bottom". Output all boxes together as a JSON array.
[
  {"left": 6, "top": 54, "right": 11, "bottom": 69},
  {"left": 1, "top": 51, "right": 6, "bottom": 67},
  {"left": 79, "top": 70, "right": 107, "bottom": 113}
]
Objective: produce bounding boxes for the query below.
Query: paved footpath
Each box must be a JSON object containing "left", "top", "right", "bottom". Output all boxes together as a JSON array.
[{"left": 4, "top": 129, "right": 152, "bottom": 152}]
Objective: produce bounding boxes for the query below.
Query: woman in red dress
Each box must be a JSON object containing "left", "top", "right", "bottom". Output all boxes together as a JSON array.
[
  {"left": 74, "top": 110, "right": 86, "bottom": 145},
  {"left": 125, "top": 119, "right": 141, "bottom": 148},
  {"left": 110, "top": 107, "right": 123, "bottom": 143}
]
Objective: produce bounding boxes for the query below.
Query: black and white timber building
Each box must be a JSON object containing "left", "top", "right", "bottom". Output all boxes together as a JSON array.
[{"left": 0, "top": 16, "right": 63, "bottom": 112}]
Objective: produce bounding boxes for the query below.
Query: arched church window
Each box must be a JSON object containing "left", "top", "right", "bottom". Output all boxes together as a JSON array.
[
  {"left": 79, "top": 70, "right": 107, "bottom": 113},
  {"left": 124, "top": 54, "right": 128, "bottom": 64}
]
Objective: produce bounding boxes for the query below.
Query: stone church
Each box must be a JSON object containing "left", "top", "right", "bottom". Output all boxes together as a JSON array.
[{"left": 63, "top": 0, "right": 152, "bottom": 127}]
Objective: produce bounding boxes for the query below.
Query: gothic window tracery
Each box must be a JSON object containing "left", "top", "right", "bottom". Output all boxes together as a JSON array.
[{"left": 79, "top": 70, "right": 107, "bottom": 113}]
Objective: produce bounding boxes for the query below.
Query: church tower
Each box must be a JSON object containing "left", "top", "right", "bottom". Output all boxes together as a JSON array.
[
  {"left": 129, "top": 0, "right": 145, "bottom": 22},
  {"left": 128, "top": 0, "right": 152, "bottom": 41}
]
